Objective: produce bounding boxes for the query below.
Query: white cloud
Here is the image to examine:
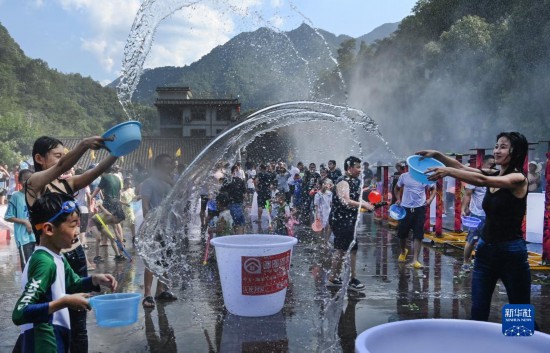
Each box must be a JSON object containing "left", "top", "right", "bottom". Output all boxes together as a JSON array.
[
  {"left": 271, "top": 0, "right": 283, "bottom": 8},
  {"left": 270, "top": 15, "right": 284, "bottom": 28},
  {"left": 57, "top": 0, "right": 141, "bottom": 73},
  {"left": 33, "top": 0, "right": 45, "bottom": 7},
  {"left": 145, "top": 5, "right": 234, "bottom": 69},
  {"left": 81, "top": 37, "right": 124, "bottom": 72},
  {"left": 56, "top": 0, "right": 276, "bottom": 77}
]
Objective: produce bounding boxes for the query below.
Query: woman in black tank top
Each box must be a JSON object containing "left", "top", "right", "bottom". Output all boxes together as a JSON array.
[
  {"left": 25, "top": 135, "right": 118, "bottom": 353},
  {"left": 418, "top": 132, "right": 536, "bottom": 324}
]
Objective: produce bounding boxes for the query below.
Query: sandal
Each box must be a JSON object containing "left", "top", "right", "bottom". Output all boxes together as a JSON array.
[
  {"left": 155, "top": 291, "right": 178, "bottom": 301},
  {"left": 142, "top": 296, "right": 156, "bottom": 309}
]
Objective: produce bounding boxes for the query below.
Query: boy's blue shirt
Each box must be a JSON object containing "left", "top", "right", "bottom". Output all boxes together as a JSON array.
[{"left": 4, "top": 191, "right": 35, "bottom": 247}]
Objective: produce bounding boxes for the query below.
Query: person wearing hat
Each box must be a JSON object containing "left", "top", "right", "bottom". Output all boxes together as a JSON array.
[{"left": 528, "top": 161, "right": 542, "bottom": 193}]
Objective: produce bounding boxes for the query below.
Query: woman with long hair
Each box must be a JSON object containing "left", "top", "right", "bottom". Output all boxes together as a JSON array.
[{"left": 418, "top": 132, "right": 532, "bottom": 321}]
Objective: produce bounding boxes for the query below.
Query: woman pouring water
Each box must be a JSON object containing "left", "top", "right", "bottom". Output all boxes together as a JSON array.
[{"left": 417, "top": 132, "right": 533, "bottom": 322}]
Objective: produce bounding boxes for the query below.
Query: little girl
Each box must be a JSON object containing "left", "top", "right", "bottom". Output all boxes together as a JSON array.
[
  {"left": 314, "top": 179, "right": 333, "bottom": 243},
  {"left": 120, "top": 177, "right": 137, "bottom": 243},
  {"left": 273, "top": 192, "right": 291, "bottom": 235}
]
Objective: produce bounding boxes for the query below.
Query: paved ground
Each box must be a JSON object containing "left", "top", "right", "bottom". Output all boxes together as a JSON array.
[{"left": 1, "top": 206, "right": 549, "bottom": 353}]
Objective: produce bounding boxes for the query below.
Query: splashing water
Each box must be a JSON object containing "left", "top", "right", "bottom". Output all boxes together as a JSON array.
[
  {"left": 117, "top": 0, "right": 200, "bottom": 119},
  {"left": 117, "top": 0, "right": 346, "bottom": 119},
  {"left": 137, "top": 101, "right": 394, "bottom": 352},
  {"left": 119, "top": 1, "right": 399, "bottom": 351},
  {"left": 138, "top": 101, "right": 387, "bottom": 278}
]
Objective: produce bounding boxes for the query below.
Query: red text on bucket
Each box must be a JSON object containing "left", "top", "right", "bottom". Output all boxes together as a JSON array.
[{"left": 241, "top": 250, "right": 291, "bottom": 296}]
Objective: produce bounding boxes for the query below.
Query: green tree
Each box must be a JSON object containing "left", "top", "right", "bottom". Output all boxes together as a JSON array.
[
  {"left": 0, "top": 111, "right": 38, "bottom": 165},
  {"left": 337, "top": 38, "right": 357, "bottom": 71}
]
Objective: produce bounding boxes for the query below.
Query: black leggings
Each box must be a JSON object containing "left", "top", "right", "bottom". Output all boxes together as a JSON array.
[
  {"left": 64, "top": 245, "right": 89, "bottom": 353},
  {"left": 18, "top": 243, "right": 36, "bottom": 272}
]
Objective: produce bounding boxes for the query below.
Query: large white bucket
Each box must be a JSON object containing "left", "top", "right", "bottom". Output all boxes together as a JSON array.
[
  {"left": 355, "top": 319, "right": 550, "bottom": 353},
  {"left": 210, "top": 234, "right": 298, "bottom": 317},
  {"left": 526, "top": 193, "right": 544, "bottom": 243}
]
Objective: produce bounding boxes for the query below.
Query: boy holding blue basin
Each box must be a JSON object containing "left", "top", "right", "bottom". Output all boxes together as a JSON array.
[{"left": 12, "top": 192, "right": 117, "bottom": 353}]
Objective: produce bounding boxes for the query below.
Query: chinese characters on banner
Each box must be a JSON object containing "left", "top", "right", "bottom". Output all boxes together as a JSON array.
[{"left": 242, "top": 250, "right": 291, "bottom": 296}]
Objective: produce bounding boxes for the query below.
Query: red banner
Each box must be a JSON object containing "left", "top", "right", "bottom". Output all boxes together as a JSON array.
[{"left": 241, "top": 250, "right": 291, "bottom": 296}]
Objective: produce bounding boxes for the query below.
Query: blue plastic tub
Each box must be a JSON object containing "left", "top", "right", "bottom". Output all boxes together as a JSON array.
[
  {"left": 406, "top": 155, "right": 444, "bottom": 185},
  {"left": 102, "top": 121, "right": 142, "bottom": 157},
  {"left": 462, "top": 216, "right": 481, "bottom": 228},
  {"left": 389, "top": 204, "right": 406, "bottom": 220},
  {"left": 89, "top": 293, "right": 141, "bottom": 327}
]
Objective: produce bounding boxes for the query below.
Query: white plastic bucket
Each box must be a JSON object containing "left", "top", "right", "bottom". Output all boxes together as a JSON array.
[
  {"left": 210, "top": 234, "right": 298, "bottom": 317},
  {"left": 355, "top": 319, "right": 550, "bottom": 353}
]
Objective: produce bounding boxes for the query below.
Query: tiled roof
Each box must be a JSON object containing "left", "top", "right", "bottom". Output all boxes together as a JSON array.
[
  {"left": 59, "top": 137, "right": 212, "bottom": 172},
  {"left": 155, "top": 98, "right": 240, "bottom": 106}
]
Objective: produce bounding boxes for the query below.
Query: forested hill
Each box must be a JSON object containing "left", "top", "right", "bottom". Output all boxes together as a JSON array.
[
  {"left": 320, "top": 0, "right": 550, "bottom": 153},
  {"left": 0, "top": 22, "right": 126, "bottom": 164},
  {"left": 113, "top": 22, "right": 398, "bottom": 109}
]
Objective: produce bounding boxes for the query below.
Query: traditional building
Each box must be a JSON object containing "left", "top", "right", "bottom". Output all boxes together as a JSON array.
[
  {"left": 155, "top": 87, "right": 241, "bottom": 138},
  {"left": 58, "top": 87, "right": 242, "bottom": 172}
]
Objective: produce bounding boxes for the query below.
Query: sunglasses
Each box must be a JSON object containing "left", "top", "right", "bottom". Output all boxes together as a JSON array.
[{"left": 47, "top": 200, "right": 79, "bottom": 223}]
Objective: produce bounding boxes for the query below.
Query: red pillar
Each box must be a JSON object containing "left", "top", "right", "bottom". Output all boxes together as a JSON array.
[
  {"left": 522, "top": 153, "right": 530, "bottom": 239},
  {"left": 382, "top": 166, "right": 389, "bottom": 220},
  {"left": 474, "top": 149, "right": 485, "bottom": 168},
  {"left": 543, "top": 146, "right": 550, "bottom": 264},
  {"left": 375, "top": 166, "right": 383, "bottom": 219},
  {"left": 435, "top": 179, "right": 443, "bottom": 237},
  {"left": 454, "top": 155, "right": 463, "bottom": 232},
  {"left": 469, "top": 154, "right": 476, "bottom": 168},
  {"left": 424, "top": 187, "right": 431, "bottom": 233}
]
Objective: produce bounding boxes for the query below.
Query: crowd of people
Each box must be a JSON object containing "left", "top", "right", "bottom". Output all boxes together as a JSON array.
[{"left": 3, "top": 130, "right": 546, "bottom": 352}]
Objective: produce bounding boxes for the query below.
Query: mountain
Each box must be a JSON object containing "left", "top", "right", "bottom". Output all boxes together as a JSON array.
[
  {"left": 114, "top": 23, "right": 398, "bottom": 109},
  {"left": 0, "top": 22, "right": 129, "bottom": 164},
  {"left": 357, "top": 22, "right": 399, "bottom": 44},
  {"left": 322, "top": 0, "right": 550, "bottom": 152}
]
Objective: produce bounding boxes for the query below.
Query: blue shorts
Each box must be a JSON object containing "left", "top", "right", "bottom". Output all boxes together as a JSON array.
[
  {"left": 229, "top": 203, "right": 246, "bottom": 226},
  {"left": 466, "top": 215, "right": 485, "bottom": 245}
]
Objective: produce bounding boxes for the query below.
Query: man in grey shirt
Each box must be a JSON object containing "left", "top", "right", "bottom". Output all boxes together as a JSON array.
[{"left": 141, "top": 154, "right": 176, "bottom": 309}]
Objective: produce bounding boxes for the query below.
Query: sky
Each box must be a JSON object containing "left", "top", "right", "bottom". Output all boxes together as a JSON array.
[{"left": 0, "top": 0, "right": 418, "bottom": 85}]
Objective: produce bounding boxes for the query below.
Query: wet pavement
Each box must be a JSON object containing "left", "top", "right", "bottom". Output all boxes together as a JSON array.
[{"left": 1, "top": 210, "right": 550, "bottom": 353}]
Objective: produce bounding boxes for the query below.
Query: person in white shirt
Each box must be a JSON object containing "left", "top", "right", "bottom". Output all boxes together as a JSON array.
[
  {"left": 394, "top": 172, "right": 436, "bottom": 269},
  {"left": 461, "top": 155, "right": 495, "bottom": 272},
  {"left": 314, "top": 178, "right": 333, "bottom": 243}
]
